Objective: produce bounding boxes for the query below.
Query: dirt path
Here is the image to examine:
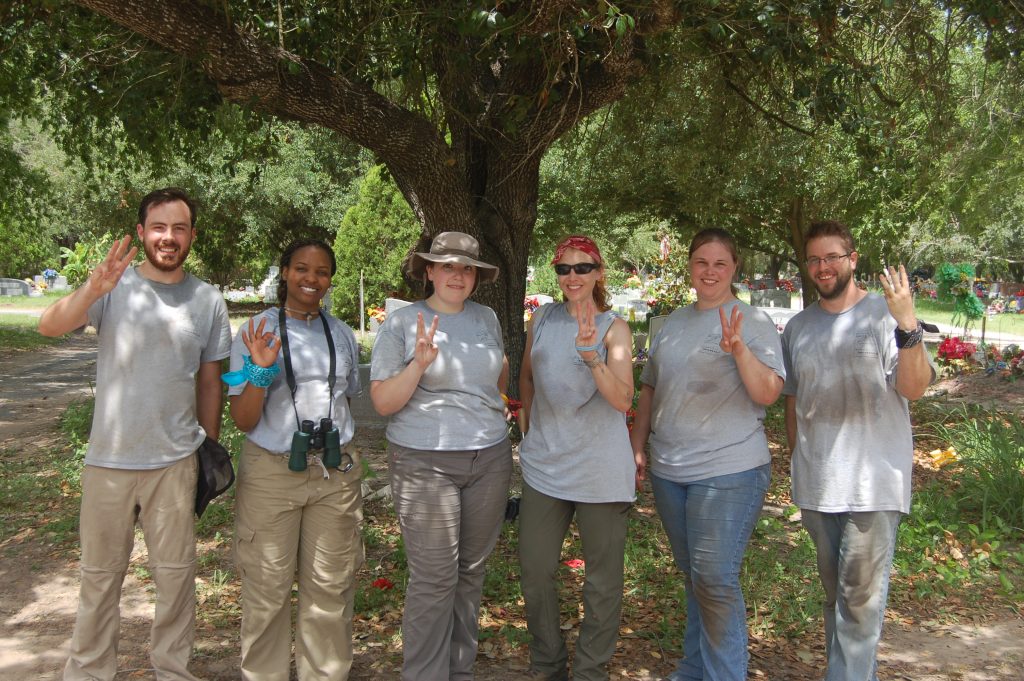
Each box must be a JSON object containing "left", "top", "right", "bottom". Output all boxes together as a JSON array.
[{"left": 1, "top": 338, "right": 1022, "bottom": 680}]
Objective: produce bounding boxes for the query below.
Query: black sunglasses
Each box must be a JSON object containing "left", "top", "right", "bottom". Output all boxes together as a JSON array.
[{"left": 554, "top": 263, "right": 600, "bottom": 276}]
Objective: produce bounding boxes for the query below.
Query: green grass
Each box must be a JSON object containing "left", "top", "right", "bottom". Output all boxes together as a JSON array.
[
  {"left": 0, "top": 290, "right": 68, "bottom": 309},
  {"left": 0, "top": 313, "right": 41, "bottom": 328},
  {"left": 885, "top": 400, "right": 1024, "bottom": 607},
  {"left": 0, "top": 325, "right": 60, "bottom": 351},
  {"left": 921, "top": 404, "right": 1024, "bottom": 533},
  {"left": 915, "top": 298, "right": 1024, "bottom": 337},
  {"left": 0, "top": 399, "right": 92, "bottom": 546},
  {"left": 0, "top": 310, "right": 65, "bottom": 351}
]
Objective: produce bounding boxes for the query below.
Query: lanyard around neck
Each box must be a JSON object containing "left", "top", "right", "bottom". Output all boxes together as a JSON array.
[{"left": 278, "top": 306, "right": 336, "bottom": 430}]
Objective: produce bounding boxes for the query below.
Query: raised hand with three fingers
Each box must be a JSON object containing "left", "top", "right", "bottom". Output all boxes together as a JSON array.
[
  {"left": 87, "top": 235, "right": 138, "bottom": 297},
  {"left": 414, "top": 312, "right": 440, "bottom": 369},
  {"left": 241, "top": 317, "right": 281, "bottom": 368}
]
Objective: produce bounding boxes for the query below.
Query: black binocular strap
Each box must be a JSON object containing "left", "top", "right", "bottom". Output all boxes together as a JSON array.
[{"left": 278, "top": 306, "right": 337, "bottom": 431}]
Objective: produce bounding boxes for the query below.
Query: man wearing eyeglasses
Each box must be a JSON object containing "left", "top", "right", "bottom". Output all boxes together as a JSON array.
[{"left": 781, "top": 220, "right": 934, "bottom": 681}]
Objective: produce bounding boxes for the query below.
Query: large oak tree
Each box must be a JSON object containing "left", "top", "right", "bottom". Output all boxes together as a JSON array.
[{"left": 2, "top": 1, "right": 1020, "bottom": 367}]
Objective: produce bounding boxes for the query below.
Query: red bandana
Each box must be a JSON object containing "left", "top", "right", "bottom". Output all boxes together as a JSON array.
[{"left": 551, "top": 235, "right": 603, "bottom": 265}]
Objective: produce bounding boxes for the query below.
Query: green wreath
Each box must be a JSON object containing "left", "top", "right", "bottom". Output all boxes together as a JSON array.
[{"left": 936, "top": 262, "right": 985, "bottom": 329}]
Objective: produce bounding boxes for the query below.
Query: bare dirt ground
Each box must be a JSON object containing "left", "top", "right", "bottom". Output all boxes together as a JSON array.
[{"left": 1, "top": 336, "right": 1022, "bottom": 680}]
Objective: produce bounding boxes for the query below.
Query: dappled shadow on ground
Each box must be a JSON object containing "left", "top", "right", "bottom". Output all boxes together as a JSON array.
[
  {"left": 924, "top": 371, "right": 1024, "bottom": 414},
  {"left": 0, "top": 333, "right": 96, "bottom": 443},
  {"left": 3, "top": 338, "right": 1024, "bottom": 681}
]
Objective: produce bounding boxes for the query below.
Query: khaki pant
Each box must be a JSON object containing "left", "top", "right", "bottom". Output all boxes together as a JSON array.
[
  {"left": 235, "top": 439, "right": 364, "bottom": 681},
  {"left": 64, "top": 455, "right": 200, "bottom": 681}
]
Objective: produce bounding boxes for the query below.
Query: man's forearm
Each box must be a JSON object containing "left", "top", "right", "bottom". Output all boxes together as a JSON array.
[
  {"left": 38, "top": 286, "right": 99, "bottom": 336},
  {"left": 895, "top": 343, "right": 933, "bottom": 401},
  {"left": 196, "top": 362, "right": 225, "bottom": 440}
]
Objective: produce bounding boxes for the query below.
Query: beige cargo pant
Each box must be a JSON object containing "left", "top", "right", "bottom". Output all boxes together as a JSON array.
[{"left": 235, "top": 439, "right": 364, "bottom": 681}]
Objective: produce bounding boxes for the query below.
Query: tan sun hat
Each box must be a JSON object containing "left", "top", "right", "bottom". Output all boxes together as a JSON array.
[{"left": 409, "top": 231, "right": 500, "bottom": 284}]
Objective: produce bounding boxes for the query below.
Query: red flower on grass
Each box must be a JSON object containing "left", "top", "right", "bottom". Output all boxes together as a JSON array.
[
  {"left": 563, "top": 559, "right": 585, "bottom": 570},
  {"left": 372, "top": 577, "right": 395, "bottom": 590}
]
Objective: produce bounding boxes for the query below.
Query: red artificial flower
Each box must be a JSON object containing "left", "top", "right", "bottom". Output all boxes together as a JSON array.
[
  {"left": 372, "top": 577, "right": 395, "bottom": 590},
  {"left": 563, "top": 559, "right": 585, "bottom": 569},
  {"left": 937, "top": 336, "right": 976, "bottom": 361}
]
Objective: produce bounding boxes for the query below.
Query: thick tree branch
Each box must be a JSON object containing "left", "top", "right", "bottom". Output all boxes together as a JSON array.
[
  {"left": 72, "top": 0, "right": 456, "bottom": 180},
  {"left": 724, "top": 78, "right": 815, "bottom": 137}
]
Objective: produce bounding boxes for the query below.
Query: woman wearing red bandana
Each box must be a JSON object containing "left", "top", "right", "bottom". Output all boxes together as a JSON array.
[{"left": 517, "top": 235, "right": 637, "bottom": 681}]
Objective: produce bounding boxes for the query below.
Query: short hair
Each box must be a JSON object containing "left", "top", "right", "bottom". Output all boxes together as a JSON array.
[
  {"left": 276, "top": 239, "right": 337, "bottom": 305},
  {"left": 805, "top": 220, "right": 855, "bottom": 253},
  {"left": 138, "top": 187, "right": 197, "bottom": 228}
]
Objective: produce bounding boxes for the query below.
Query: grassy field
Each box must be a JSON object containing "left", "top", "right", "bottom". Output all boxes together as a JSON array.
[
  {"left": 915, "top": 298, "right": 1024, "bottom": 338},
  {"left": 4, "top": 394, "right": 1018, "bottom": 672},
  {"left": 0, "top": 290, "right": 67, "bottom": 309},
  {"left": 0, "top": 313, "right": 60, "bottom": 351}
]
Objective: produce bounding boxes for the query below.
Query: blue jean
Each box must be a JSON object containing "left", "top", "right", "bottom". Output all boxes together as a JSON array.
[
  {"left": 801, "top": 510, "right": 902, "bottom": 681},
  {"left": 650, "top": 464, "right": 770, "bottom": 681}
]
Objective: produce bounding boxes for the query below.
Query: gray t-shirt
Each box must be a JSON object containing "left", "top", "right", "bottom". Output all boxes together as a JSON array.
[
  {"left": 370, "top": 300, "right": 506, "bottom": 450},
  {"left": 782, "top": 294, "right": 933, "bottom": 514},
  {"left": 228, "top": 309, "right": 361, "bottom": 453},
  {"left": 86, "top": 267, "right": 232, "bottom": 469},
  {"left": 640, "top": 300, "right": 784, "bottom": 483},
  {"left": 520, "top": 303, "right": 636, "bottom": 503}
]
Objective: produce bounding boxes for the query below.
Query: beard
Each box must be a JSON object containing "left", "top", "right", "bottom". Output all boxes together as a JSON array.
[
  {"left": 814, "top": 267, "right": 853, "bottom": 300},
  {"left": 144, "top": 239, "right": 191, "bottom": 272}
]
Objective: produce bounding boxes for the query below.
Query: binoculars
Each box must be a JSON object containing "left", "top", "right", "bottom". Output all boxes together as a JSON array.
[{"left": 289, "top": 418, "right": 344, "bottom": 471}]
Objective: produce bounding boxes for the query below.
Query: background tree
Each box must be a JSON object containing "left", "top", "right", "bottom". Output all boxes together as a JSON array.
[
  {"left": 3, "top": 0, "right": 1023, "bottom": 371},
  {"left": 538, "top": 5, "right": 1024, "bottom": 304},
  {"left": 0, "top": 120, "right": 55, "bottom": 278},
  {"left": 331, "top": 165, "right": 420, "bottom": 324}
]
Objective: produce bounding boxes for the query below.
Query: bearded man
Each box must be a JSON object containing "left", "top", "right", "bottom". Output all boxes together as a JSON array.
[
  {"left": 40, "top": 187, "right": 231, "bottom": 681},
  {"left": 781, "top": 219, "right": 935, "bottom": 681}
]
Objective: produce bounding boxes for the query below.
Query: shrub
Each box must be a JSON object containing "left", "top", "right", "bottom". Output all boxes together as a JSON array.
[
  {"left": 331, "top": 166, "right": 419, "bottom": 325},
  {"left": 932, "top": 406, "right": 1024, "bottom": 534}
]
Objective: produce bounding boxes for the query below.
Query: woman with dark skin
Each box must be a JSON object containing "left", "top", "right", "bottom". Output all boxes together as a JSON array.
[{"left": 227, "top": 239, "right": 363, "bottom": 681}]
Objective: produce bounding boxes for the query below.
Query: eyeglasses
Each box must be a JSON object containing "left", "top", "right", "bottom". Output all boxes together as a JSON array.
[
  {"left": 554, "top": 263, "right": 600, "bottom": 276},
  {"left": 805, "top": 253, "right": 852, "bottom": 268}
]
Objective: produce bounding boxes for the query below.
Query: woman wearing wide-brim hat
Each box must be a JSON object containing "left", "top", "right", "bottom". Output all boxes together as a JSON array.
[{"left": 369, "top": 231, "right": 511, "bottom": 681}]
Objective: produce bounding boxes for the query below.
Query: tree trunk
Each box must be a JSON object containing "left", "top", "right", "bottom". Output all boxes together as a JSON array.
[
  {"left": 389, "top": 146, "right": 539, "bottom": 392},
  {"left": 67, "top": 0, "right": 677, "bottom": 385},
  {"left": 788, "top": 196, "right": 816, "bottom": 307}
]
